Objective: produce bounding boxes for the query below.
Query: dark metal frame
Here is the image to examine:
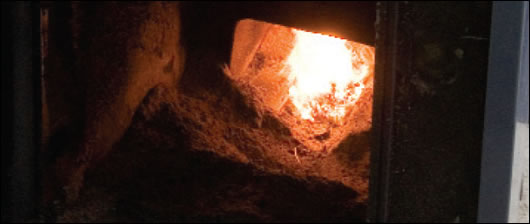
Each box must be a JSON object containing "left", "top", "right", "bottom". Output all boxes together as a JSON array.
[
  {"left": 368, "top": 2, "right": 399, "bottom": 222},
  {"left": 369, "top": 1, "right": 493, "bottom": 222},
  {"left": 1, "top": 1, "right": 41, "bottom": 223}
]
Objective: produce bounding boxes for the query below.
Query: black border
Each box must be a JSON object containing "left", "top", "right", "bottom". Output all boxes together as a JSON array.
[{"left": 1, "top": 2, "right": 41, "bottom": 222}]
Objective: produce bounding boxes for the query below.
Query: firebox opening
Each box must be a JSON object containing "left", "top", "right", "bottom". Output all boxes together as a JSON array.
[{"left": 226, "top": 19, "right": 375, "bottom": 153}]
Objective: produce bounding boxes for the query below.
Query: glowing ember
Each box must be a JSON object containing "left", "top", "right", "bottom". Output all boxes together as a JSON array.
[{"left": 285, "top": 29, "right": 372, "bottom": 123}]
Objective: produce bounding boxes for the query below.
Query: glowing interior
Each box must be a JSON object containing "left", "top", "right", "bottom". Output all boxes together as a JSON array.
[{"left": 284, "top": 29, "right": 372, "bottom": 123}]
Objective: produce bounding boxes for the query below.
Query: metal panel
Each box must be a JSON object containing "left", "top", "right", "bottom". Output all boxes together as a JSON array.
[
  {"left": 369, "top": 2, "right": 492, "bottom": 222},
  {"left": 478, "top": 1, "right": 529, "bottom": 223}
]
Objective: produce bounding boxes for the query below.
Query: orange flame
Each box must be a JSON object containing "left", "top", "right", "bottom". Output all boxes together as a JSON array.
[{"left": 285, "top": 29, "right": 372, "bottom": 123}]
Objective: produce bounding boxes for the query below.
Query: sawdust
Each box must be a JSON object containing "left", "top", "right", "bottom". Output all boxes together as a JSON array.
[{"left": 164, "top": 64, "right": 373, "bottom": 202}]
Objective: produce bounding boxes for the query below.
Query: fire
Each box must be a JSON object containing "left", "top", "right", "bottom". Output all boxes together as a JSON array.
[{"left": 284, "top": 29, "right": 373, "bottom": 123}]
